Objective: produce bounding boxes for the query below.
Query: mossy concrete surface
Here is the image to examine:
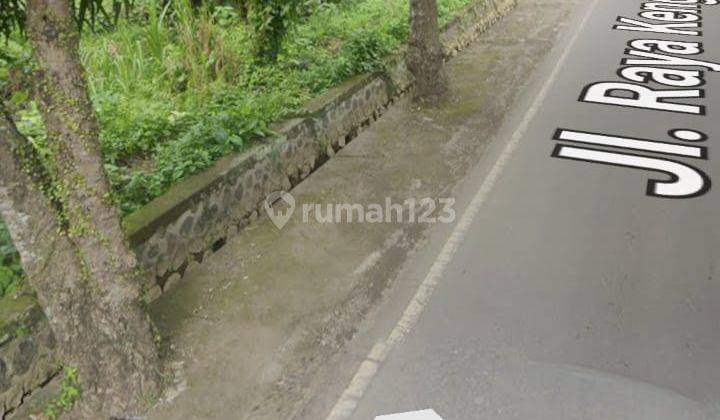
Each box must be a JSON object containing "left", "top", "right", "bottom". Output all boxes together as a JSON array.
[{"left": 145, "top": 0, "right": 582, "bottom": 418}]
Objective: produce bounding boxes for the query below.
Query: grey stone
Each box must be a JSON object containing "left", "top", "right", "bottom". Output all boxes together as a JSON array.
[
  {"left": 189, "top": 237, "right": 205, "bottom": 254},
  {"left": 222, "top": 186, "right": 234, "bottom": 209},
  {"left": 156, "top": 255, "right": 171, "bottom": 279},
  {"left": 12, "top": 337, "right": 36, "bottom": 375},
  {"left": 244, "top": 173, "right": 255, "bottom": 191},
  {"left": 37, "top": 328, "right": 56, "bottom": 350},
  {"left": 165, "top": 232, "right": 179, "bottom": 260},
  {"left": 206, "top": 203, "right": 220, "bottom": 223},
  {"left": 186, "top": 259, "right": 201, "bottom": 274},
  {"left": 179, "top": 212, "right": 195, "bottom": 238},
  {"left": 234, "top": 182, "right": 245, "bottom": 201},
  {"left": 0, "top": 358, "right": 8, "bottom": 391},
  {"left": 194, "top": 209, "right": 210, "bottom": 235},
  {"left": 144, "top": 285, "right": 163, "bottom": 304},
  {"left": 172, "top": 244, "right": 188, "bottom": 272},
  {"left": 146, "top": 243, "right": 161, "bottom": 261},
  {"left": 164, "top": 273, "right": 182, "bottom": 292}
]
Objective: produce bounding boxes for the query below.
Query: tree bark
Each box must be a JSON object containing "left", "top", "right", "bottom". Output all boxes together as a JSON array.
[
  {"left": 0, "top": 0, "right": 162, "bottom": 416},
  {"left": 0, "top": 108, "right": 93, "bottom": 410},
  {"left": 408, "top": 0, "right": 448, "bottom": 102}
]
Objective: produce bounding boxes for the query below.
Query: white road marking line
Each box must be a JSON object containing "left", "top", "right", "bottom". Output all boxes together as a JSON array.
[
  {"left": 324, "top": 1, "right": 600, "bottom": 419},
  {"left": 375, "top": 409, "right": 444, "bottom": 420}
]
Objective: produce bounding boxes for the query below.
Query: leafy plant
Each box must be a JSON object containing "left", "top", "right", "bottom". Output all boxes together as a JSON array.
[
  {"left": 45, "top": 366, "right": 82, "bottom": 419},
  {"left": 247, "top": 0, "right": 310, "bottom": 62},
  {"left": 0, "top": 266, "right": 21, "bottom": 297},
  {"left": 0, "top": 0, "right": 135, "bottom": 38},
  {"left": 3, "top": 0, "right": 476, "bottom": 216},
  {"left": 0, "top": 221, "right": 23, "bottom": 298},
  {"left": 341, "top": 29, "right": 393, "bottom": 75}
]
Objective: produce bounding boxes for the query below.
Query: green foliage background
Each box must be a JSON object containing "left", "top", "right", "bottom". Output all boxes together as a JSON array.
[
  {"left": 0, "top": 222, "right": 23, "bottom": 298},
  {"left": 0, "top": 0, "right": 474, "bottom": 296}
]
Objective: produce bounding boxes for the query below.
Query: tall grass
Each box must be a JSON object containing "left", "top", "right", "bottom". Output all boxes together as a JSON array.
[
  {"left": 8, "top": 0, "right": 476, "bottom": 214},
  {"left": 0, "top": 222, "right": 23, "bottom": 298},
  {"left": 0, "top": 0, "right": 477, "bottom": 294}
]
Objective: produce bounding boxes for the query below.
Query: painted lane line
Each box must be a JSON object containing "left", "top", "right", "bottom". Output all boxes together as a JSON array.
[
  {"left": 375, "top": 409, "right": 444, "bottom": 420},
  {"left": 324, "top": 1, "right": 601, "bottom": 419}
]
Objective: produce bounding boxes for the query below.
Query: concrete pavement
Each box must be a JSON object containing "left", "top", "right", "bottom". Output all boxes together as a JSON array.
[
  {"left": 323, "top": 0, "right": 720, "bottom": 419},
  {"left": 145, "top": 0, "right": 577, "bottom": 418},
  {"left": 146, "top": 0, "right": 720, "bottom": 418},
  {"left": 13, "top": 0, "right": 709, "bottom": 419}
]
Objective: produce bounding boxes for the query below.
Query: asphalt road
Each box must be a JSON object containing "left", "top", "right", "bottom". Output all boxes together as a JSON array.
[{"left": 335, "top": 0, "right": 720, "bottom": 418}]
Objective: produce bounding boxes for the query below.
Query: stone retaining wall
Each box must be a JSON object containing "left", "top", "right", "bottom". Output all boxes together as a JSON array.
[
  {"left": 125, "top": 73, "right": 395, "bottom": 297},
  {"left": 0, "top": 294, "right": 59, "bottom": 415},
  {"left": 126, "top": 0, "right": 517, "bottom": 298},
  {"left": 0, "top": 0, "right": 516, "bottom": 414}
]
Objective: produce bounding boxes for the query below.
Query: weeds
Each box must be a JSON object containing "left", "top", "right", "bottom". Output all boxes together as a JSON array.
[
  {"left": 0, "top": 222, "right": 22, "bottom": 298},
  {"left": 44, "top": 366, "right": 82, "bottom": 419},
  {"left": 0, "top": 0, "right": 476, "bottom": 281},
  {"left": 6, "top": 0, "right": 474, "bottom": 214}
]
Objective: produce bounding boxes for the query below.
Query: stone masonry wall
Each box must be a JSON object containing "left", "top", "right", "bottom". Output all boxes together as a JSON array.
[
  {"left": 127, "top": 0, "right": 516, "bottom": 298},
  {"left": 0, "top": 295, "right": 59, "bottom": 416},
  {"left": 127, "top": 74, "right": 394, "bottom": 298}
]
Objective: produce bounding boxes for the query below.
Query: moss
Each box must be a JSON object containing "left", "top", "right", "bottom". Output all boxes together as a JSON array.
[
  {"left": 122, "top": 139, "right": 281, "bottom": 245},
  {"left": 298, "top": 74, "right": 376, "bottom": 117},
  {"left": 0, "top": 292, "right": 39, "bottom": 339}
]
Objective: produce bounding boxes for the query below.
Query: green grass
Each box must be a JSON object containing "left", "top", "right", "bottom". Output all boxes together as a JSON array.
[
  {"left": 0, "top": 222, "right": 23, "bottom": 299},
  {"left": 0, "top": 0, "right": 476, "bottom": 294},
  {"left": 7, "top": 0, "right": 474, "bottom": 214}
]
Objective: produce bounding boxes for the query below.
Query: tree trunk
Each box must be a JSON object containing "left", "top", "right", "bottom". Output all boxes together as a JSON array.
[
  {"left": 0, "top": 0, "right": 162, "bottom": 416},
  {"left": 408, "top": 0, "right": 448, "bottom": 102},
  {"left": 1, "top": 109, "right": 95, "bottom": 413}
]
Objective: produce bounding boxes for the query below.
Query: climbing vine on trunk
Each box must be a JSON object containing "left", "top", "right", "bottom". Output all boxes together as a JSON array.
[{"left": 0, "top": 0, "right": 161, "bottom": 416}]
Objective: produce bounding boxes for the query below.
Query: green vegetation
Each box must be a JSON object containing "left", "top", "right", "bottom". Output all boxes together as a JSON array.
[
  {"left": 45, "top": 366, "right": 82, "bottom": 419},
  {"left": 0, "top": 0, "right": 475, "bottom": 295},
  {"left": 4, "top": 0, "right": 472, "bottom": 214},
  {"left": 0, "top": 222, "right": 22, "bottom": 298}
]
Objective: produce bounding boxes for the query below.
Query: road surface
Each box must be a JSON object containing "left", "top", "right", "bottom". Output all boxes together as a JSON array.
[{"left": 326, "top": 0, "right": 720, "bottom": 418}]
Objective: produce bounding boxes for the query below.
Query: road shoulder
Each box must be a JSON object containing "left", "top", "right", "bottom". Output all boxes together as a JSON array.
[{"left": 146, "top": 1, "right": 581, "bottom": 418}]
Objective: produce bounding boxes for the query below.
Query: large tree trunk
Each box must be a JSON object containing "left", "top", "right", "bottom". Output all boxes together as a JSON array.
[
  {"left": 26, "top": 0, "right": 138, "bottom": 300},
  {"left": 408, "top": 0, "right": 448, "bottom": 102},
  {"left": 0, "top": 109, "right": 95, "bottom": 413},
  {"left": 0, "top": 0, "right": 161, "bottom": 416}
]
